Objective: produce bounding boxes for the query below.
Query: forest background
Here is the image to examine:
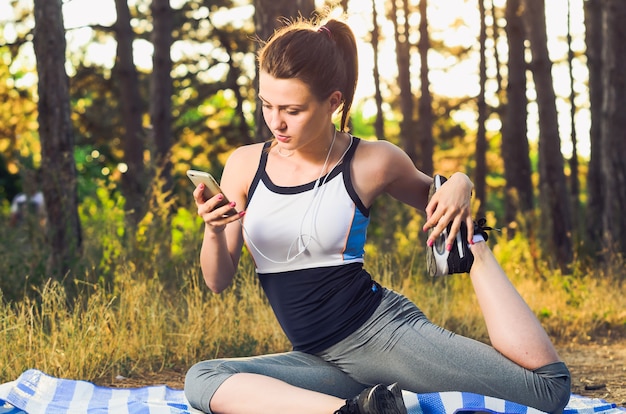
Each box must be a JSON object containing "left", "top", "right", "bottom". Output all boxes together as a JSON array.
[{"left": 0, "top": 0, "right": 625, "bottom": 391}]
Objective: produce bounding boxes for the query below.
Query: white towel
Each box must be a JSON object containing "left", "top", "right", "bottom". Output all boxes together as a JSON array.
[{"left": 1, "top": 369, "right": 625, "bottom": 414}]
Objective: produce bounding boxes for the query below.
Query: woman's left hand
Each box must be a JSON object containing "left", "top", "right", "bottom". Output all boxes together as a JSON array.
[{"left": 423, "top": 172, "right": 474, "bottom": 247}]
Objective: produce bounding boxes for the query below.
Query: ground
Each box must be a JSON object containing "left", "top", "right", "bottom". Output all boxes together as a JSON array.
[
  {"left": 94, "top": 342, "right": 626, "bottom": 408},
  {"left": 559, "top": 342, "right": 626, "bottom": 407}
]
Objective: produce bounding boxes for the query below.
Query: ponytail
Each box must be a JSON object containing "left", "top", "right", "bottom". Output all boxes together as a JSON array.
[{"left": 258, "top": 18, "right": 358, "bottom": 132}]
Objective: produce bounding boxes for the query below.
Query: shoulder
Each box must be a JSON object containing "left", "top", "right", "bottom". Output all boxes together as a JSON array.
[
  {"left": 221, "top": 142, "right": 267, "bottom": 195},
  {"left": 353, "top": 138, "right": 410, "bottom": 168},
  {"left": 356, "top": 137, "right": 402, "bottom": 154},
  {"left": 225, "top": 142, "right": 266, "bottom": 170},
  {"left": 351, "top": 137, "right": 433, "bottom": 208},
  {"left": 350, "top": 138, "right": 418, "bottom": 206}
]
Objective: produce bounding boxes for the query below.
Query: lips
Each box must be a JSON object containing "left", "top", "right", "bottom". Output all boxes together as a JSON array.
[{"left": 275, "top": 134, "right": 290, "bottom": 143}]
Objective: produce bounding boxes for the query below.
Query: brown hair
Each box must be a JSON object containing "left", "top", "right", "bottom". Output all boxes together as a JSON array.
[{"left": 257, "top": 18, "right": 358, "bottom": 132}]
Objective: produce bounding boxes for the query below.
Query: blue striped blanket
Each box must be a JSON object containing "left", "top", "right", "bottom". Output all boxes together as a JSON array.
[{"left": 1, "top": 369, "right": 624, "bottom": 414}]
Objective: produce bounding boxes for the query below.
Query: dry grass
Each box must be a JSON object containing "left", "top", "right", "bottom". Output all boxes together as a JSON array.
[{"left": 1, "top": 205, "right": 624, "bottom": 384}]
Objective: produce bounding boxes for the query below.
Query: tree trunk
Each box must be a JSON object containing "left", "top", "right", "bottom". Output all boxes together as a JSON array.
[
  {"left": 417, "top": 0, "right": 434, "bottom": 175},
  {"left": 371, "top": 0, "right": 385, "bottom": 140},
  {"left": 252, "top": 0, "right": 316, "bottom": 142},
  {"left": 489, "top": 0, "right": 504, "bottom": 96},
  {"left": 475, "top": 0, "right": 488, "bottom": 217},
  {"left": 391, "top": 0, "right": 417, "bottom": 164},
  {"left": 148, "top": 0, "right": 175, "bottom": 256},
  {"left": 150, "top": 0, "right": 174, "bottom": 186},
  {"left": 502, "top": 0, "right": 533, "bottom": 230},
  {"left": 32, "top": 0, "right": 82, "bottom": 291},
  {"left": 566, "top": 0, "right": 580, "bottom": 236},
  {"left": 523, "top": 0, "right": 573, "bottom": 269},
  {"left": 599, "top": 0, "right": 626, "bottom": 257},
  {"left": 584, "top": 0, "right": 603, "bottom": 254},
  {"left": 114, "top": 0, "right": 146, "bottom": 228}
]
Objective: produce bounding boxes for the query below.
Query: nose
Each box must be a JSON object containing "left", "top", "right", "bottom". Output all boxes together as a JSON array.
[{"left": 266, "top": 109, "right": 286, "bottom": 132}]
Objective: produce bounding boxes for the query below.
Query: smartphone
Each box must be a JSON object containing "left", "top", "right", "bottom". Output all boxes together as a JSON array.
[{"left": 186, "top": 169, "right": 237, "bottom": 217}]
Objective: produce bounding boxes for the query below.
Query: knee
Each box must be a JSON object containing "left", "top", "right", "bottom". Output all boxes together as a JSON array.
[
  {"left": 185, "top": 359, "right": 239, "bottom": 383},
  {"left": 184, "top": 359, "right": 236, "bottom": 412},
  {"left": 534, "top": 362, "right": 572, "bottom": 413}
]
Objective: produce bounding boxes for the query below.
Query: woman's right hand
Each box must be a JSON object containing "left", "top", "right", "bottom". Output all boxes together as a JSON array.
[{"left": 193, "top": 183, "right": 242, "bottom": 233}]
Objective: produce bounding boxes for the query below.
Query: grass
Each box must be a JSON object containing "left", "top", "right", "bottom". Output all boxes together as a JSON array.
[{"left": 1, "top": 198, "right": 625, "bottom": 385}]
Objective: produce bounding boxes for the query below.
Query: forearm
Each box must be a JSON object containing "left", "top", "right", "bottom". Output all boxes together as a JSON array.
[{"left": 200, "top": 226, "right": 239, "bottom": 293}]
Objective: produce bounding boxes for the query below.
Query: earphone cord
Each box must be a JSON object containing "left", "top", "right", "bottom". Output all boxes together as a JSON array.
[{"left": 240, "top": 133, "right": 353, "bottom": 265}]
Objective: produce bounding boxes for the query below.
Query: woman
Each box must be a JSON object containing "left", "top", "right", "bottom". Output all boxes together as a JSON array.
[{"left": 185, "top": 17, "right": 570, "bottom": 414}]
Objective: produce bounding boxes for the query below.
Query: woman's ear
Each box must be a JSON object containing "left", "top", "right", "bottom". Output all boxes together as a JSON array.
[{"left": 328, "top": 91, "right": 343, "bottom": 112}]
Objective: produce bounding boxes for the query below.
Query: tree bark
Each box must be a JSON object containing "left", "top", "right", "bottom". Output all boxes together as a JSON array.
[
  {"left": 599, "top": 0, "right": 626, "bottom": 257},
  {"left": 150, "top": 0, "right": 174, "bottom": 186},
  {"left": 584, "top": 0, "right": 603, "bottom": 254},
  {"left": 114, "top": 0, "right": 146, "bottom": 228},
  {"left": 417, "top": 0, "right": 434, "bottom": 175},
  {"left": 523, "top": 0, "right": 573, "bottom": 269},
  {"left": 146, "top": 0, "right": 175, "bottom": 256},
  {"left": 502, "top": 0, "right": 533, "bottom": 229},
  {"left": 32, "top": 0, "right": 82, "bottom": 290},
  {"left": 475, "top": 0, "right": 488, "bottom": 216},
  {"left": 566, "top": 0, "right": 580, "bottom": 234},
  {"left": 488, "top": 0, "right": 504, "bottom": 96},
  {"left": 391, "top": 0, "right": 418, "bottom": 165},
  {"left": 371, "top": 0, "right": 385, "bottom": 140}
]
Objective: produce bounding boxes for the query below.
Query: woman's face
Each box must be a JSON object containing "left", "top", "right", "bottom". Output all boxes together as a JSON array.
[{"left": 259, "top": 71, "right": 338, "bottom": 151}]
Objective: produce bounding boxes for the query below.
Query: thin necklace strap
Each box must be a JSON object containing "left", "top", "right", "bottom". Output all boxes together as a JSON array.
[{"left": 276, "top": 146, "right": 293, "bottom": 157}]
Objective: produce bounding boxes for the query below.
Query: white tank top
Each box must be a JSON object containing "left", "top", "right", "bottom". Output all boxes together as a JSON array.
[{"left": 243, "top": 137, "right": 369, "bottom": 273}]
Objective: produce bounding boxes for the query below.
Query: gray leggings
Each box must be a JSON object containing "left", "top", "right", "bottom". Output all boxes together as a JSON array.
[{"left": 185, "top": 289, "right": 571, "bottom": 413}]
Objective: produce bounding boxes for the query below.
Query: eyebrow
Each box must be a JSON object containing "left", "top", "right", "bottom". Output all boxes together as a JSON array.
[{"left": 258, "top": 95, "right": 305, "bottom": 109}]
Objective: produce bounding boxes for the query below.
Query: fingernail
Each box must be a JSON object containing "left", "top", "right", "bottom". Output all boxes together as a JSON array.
[
  {"left": 239, "top": 211, "right": 246, "bottom": 217},
  {"left": 446, "top": 244, "right": 452, "bottom": 251},
  {"left": 470, "top": 239, "right": 475, "bottom": 245},
  {"left": 229, "top": 201, "right": 236, "bottom": 207},
  {"left": 427, "top": 239, "right": 434, "bottom": 247},
  {"left": 217, "top": 194, "right": 223, "bottom": 200}
]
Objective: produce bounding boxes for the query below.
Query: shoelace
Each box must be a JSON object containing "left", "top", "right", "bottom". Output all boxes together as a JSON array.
[{"left": 474, "top": 217, "right": 500, "bottom": 241}]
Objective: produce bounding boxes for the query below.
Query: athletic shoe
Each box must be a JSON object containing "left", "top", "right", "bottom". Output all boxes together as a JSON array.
[
  {"left": 388, "top": 383, "right": 407, "bottom": 413},
  {"left": 426, "top": 175, "right": 474, "bottom": 277},
  {"left": 334, "top": 383, "right": 408, "bottom": 414}
]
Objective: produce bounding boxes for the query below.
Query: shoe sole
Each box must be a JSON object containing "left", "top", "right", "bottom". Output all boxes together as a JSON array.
[
  {"left": 426, "top": 175, "right": 449, "bottom": 277},
  {"left": 388, "top": 383, "right": 408, "bottom": 414},
  {"left": 362, "top": 384, "right": 406, "bottom": 414},
  {"left": 426, "top": 175, "right": 472, "bottom": 277}
]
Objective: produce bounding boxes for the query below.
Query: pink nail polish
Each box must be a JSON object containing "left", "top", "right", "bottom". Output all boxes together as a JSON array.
[
  {"left": 217, "top": 194, "right": 223, "bottom": 200},
  {"left": 427, "top": 239, "right": 434, "bottom": 247},
  {"left": 446, "top": 244, "right": 452, "bottom": 251}
]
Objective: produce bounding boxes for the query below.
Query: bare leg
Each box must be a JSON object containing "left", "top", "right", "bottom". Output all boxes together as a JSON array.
[
  {"left": 210, "top": 373, "right": 344, "bottom": 414},
  {"left": 469, "top": 242, "right": 561, "bottom": 370}
]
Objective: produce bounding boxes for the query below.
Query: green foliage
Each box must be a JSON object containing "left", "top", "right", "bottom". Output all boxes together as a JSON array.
[{"left": 1, "top": 179, "right": 625, "bottom": 384}]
